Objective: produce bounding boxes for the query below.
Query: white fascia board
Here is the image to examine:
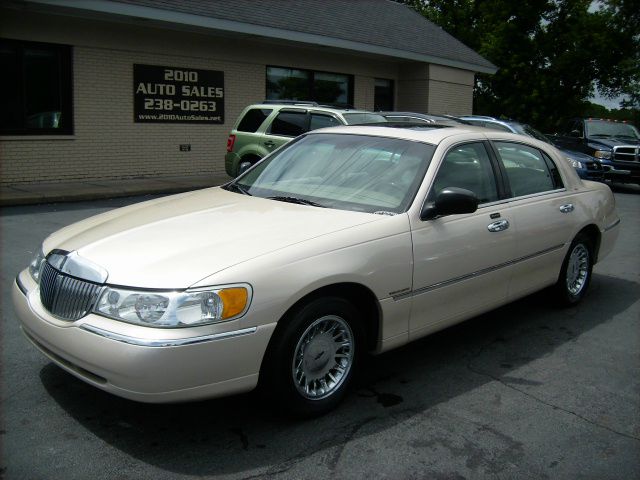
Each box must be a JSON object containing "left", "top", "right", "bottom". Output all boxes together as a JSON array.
[{"left": 28, "top": 0, "right": 498, "bottom": 74}]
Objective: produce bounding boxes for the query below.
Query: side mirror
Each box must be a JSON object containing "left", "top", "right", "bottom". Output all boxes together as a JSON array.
[
  {"left": 421, "top": 187, "right": 479, "bottom": 220},
  {"left": 570, "top": 129, "right": 581, "bottom": 138}
]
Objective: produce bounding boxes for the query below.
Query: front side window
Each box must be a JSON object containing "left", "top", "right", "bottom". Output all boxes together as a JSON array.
[
  {"left": 0, "top": 38, "right": 73, "bottom": 135},
  {"left": 431, "top": 142, "right": 499, "bottom": 204},
  {"left": 342, "top": 113, "right": 387, "bottom": 124},
  {"left": 494, "top": 142, "right": 563, "bottom": 197},
  {"left": 232, "top": 133, "right": 435, "bottom": 214}
]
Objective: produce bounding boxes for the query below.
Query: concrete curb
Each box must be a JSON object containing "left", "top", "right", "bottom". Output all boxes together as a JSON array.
[{"left": 0, "top": 174, "right": 232, "bottom": 207}]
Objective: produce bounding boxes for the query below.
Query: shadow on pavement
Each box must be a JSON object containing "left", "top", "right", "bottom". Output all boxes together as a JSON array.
[{"left": 39, "top": 273, "right": 638, "bottom": 476}]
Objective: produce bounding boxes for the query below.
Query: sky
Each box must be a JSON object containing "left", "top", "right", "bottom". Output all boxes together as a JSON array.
[{"left": 591, "top": 90, "right": 629, "bottom": 110}]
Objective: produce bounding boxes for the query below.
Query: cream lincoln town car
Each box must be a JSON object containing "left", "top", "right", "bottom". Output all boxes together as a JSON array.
[{"left": 13, "top": 124, "right": 620, "bottom": 416}]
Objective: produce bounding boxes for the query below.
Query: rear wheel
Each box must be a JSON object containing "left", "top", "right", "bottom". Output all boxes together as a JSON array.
[
  {"left": 553, "top": 233, "right": 594, "bottom": 306},
  {"left": 260, "top": 296, "right": 363, "bottom": 417}
]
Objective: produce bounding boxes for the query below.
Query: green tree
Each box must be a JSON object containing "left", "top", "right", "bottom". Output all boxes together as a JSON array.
[{"left": 400, "top": 0, "right": 639, "bottom": 130}]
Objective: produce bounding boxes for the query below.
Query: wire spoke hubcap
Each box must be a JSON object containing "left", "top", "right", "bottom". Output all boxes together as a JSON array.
[
  {"left": 292, "top": 315, "right": 354, "bottom": 400},
  {"left": 566, "top": 244, "right": 589, "bottom": 296}
]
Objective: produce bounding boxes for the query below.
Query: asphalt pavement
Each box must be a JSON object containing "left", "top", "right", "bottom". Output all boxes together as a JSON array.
[{"left": 1, "top": 185, "right": 638, "bottom": 480}]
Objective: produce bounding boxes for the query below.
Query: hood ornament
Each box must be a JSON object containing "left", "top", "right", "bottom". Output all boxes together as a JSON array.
[{"left": 47, "top": 250, "right": 108, "bottom": 284}]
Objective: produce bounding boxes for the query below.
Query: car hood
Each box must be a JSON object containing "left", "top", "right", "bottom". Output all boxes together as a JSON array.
[
  {"left": 588, "top": 137, "right": 640, "bottom": 149},
  {"left": 43, "top": 188, "right": 383, "bottom": 288}
]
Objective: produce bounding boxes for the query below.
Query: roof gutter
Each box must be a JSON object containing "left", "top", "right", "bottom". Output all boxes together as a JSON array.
[{"left": 27, "top": 0, "right": 497, "bottom": 74}]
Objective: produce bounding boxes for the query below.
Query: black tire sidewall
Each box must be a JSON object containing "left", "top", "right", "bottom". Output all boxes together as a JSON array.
[{"left": 262, "top": 296, "right": 363, "bottom": 417}]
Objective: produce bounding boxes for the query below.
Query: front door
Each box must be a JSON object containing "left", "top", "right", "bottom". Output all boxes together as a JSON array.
[{"left": 408, "top": 141, "right": 516, "bottom": 339}]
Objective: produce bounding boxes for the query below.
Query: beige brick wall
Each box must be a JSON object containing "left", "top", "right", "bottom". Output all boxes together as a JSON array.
[
  {"left": 0, "top": 8, "right": 476, "bottom": 185},
  {"left": 427, "top": 65, "right": 475, "bottom": 115}
]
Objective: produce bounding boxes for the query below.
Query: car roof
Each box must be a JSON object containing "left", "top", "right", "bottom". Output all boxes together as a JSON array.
[
  {"left": 247, "top": 103, "right": 374, "bottom": 114},
  {"left": 304, "top": 124, "right": 511, "bottom": 144}
]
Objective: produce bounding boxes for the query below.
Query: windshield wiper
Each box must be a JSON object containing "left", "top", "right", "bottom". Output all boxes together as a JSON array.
[
  {"left": 224, "top": 183, "right": 252, "bottom": 195},
  {"left": 267, "top": 196, "right": 326, "bottom": 207}
]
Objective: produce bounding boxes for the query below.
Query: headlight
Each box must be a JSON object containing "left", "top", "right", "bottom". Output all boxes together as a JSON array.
[
  {"left": 29, "top": 248, "right": 46, "bottom": 283},
  {"left": 94, "top": 284, "right": 251, "bottom": 327},
  {"left": 594, "top": 150, "right": 612, "bottom": 159},
  {"left": 566, "top": 157, "right": 584, "bottom": 169}
]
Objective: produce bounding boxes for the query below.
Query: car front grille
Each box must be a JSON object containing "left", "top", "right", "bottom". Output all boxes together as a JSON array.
[
  {"left": 40, "top": 261, "right": 102, "bottom": 321},
  {"left": 613, "top": 146, "right": 640, "bottom": 162}
]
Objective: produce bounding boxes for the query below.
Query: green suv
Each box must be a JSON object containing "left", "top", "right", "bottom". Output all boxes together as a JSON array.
[{"left": 225, "top": 101, "right": 386, "bottom": 177}]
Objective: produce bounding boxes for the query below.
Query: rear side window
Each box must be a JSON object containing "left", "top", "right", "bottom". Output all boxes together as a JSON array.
[
  {"left": 309, "top": 113, "right": 341, "bottom": 130},
  {"left": 494, "top": 142, "right": 563, "bottom": 197},
  {"left": 269, "top": 110, "right": 308, "bottom": 137},
  {"left": 237, "top": 108, "right": 272, "bottom": 132}
]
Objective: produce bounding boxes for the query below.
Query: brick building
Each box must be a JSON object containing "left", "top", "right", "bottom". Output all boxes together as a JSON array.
[{"left": 0, "top": 0, "right": 495, "bottom": 186}]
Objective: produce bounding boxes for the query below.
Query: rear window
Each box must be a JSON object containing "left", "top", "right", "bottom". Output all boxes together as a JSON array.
[{"left": 237, "top": 108, "right": 273, "bottom": 132}]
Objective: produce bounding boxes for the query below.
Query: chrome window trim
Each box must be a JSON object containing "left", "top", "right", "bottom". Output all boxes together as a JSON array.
[
  {"left": 393, "top": 243, "right": 565, "bottom": 300},
  {"left": 79, "top": 324, "right": 258, "bottom": 347}
]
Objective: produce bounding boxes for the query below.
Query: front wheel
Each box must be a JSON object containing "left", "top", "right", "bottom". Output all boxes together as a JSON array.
[
  {"left": 553, "top": 234, "right": 594, "bottom": 306},
  {"left": 260, "top": 297, "right": 363, "bottom": 417}
]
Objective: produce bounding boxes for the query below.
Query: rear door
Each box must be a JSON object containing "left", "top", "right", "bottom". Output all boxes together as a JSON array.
[
  {"left": 265, "top": 109, "right": 309, "bottom": 153},
  {"left": 491, "top": 141, "right": 577, "bottom": 299}
]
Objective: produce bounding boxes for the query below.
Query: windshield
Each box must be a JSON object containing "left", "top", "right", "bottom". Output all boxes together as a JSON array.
[
  {"left": 342, "top": 113, "right": 387, "bottom": 125},
  {"left": 585, "top": 120, "right": 640, "bottom": 139},
  {"left": 229, "top": 133, "right": 435, "bottom": 214},
  {"left": 512, "top": 123, "right": 551, "bottom": 143}
]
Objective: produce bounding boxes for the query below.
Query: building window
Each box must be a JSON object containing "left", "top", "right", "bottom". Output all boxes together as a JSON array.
[
  {"left": 0, "top": 38, "right": 73, "bottom": 135},
  {"left": 266, "top": 66, "right": 353, "bottom": 107},
  {"left": 374, "top": 78, "right": 394, "bottom": 111}
]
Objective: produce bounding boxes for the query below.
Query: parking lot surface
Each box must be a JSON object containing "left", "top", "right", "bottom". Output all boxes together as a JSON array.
[{"left": 1, "top": 185, "right": 639, "bottom": 479}]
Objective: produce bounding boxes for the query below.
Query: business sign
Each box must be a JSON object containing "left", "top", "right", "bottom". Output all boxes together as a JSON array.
[{"left": 134, "top": 64, "right": 224, "bottom": 124}]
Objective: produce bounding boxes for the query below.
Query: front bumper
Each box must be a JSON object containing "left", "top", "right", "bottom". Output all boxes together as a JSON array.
[
  {"left": 13, "top": 270, "right": 276, "bottom": 403},
  {"left": 600, "top": 161, "right": 640, "bottom": 184}
]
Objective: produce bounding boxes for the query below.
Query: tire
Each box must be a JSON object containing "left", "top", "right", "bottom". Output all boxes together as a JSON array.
[
  {"left": 553, "top": 233, "right": 594, "bottom": 306},
  {"left": 260, "top": 296, "right": 363, "bottom": 418}
]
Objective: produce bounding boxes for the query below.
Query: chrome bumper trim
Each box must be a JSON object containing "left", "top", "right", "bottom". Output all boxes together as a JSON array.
[
  {"left": 15, "top": 275, "right": 28, "bottom": 295},
  {"left": 604, "top": 218, "right": 621, "bottom": 232},
  {"left": 79, "top": 324, "right": 258, "bottom": 347}
]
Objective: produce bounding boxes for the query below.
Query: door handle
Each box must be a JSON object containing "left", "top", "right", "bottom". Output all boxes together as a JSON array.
[
  {"left": 487, "top": 220, "right": 510, "bottom": 232},
  {"left": 264, "top": 141, "right": 276, "bottom": 148},
  {"left": 559, "top": 203, "right": 574, "bottom": 213}
]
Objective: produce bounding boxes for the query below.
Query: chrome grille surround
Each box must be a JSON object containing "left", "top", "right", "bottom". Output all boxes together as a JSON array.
[
  {"left": 612, "top": 145, "right": 640, "bottom": 162},
  {"left": 40, "top": 261, "right": 102, "bottom": 321}
]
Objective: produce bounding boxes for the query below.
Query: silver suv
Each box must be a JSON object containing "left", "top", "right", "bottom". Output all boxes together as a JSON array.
[{"left": 225, "top": 101, "right": 386, "bottom": 177}]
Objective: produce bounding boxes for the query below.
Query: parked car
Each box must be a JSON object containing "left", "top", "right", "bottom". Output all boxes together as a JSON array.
[
  {"left": 548, "top": 118, "right": 640, "bottom": 185},
  {"left": 14, "top": 124, "right": 620, "bottom": 417},
  {"left": 225, "top": 101, "right": 386, "bottom": 177},
  {"left": 459, "top": 116, "right": 604, "bottom": 181},
  {"left": 378, "top": 111, "right": 466, "bottom": 126}
]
